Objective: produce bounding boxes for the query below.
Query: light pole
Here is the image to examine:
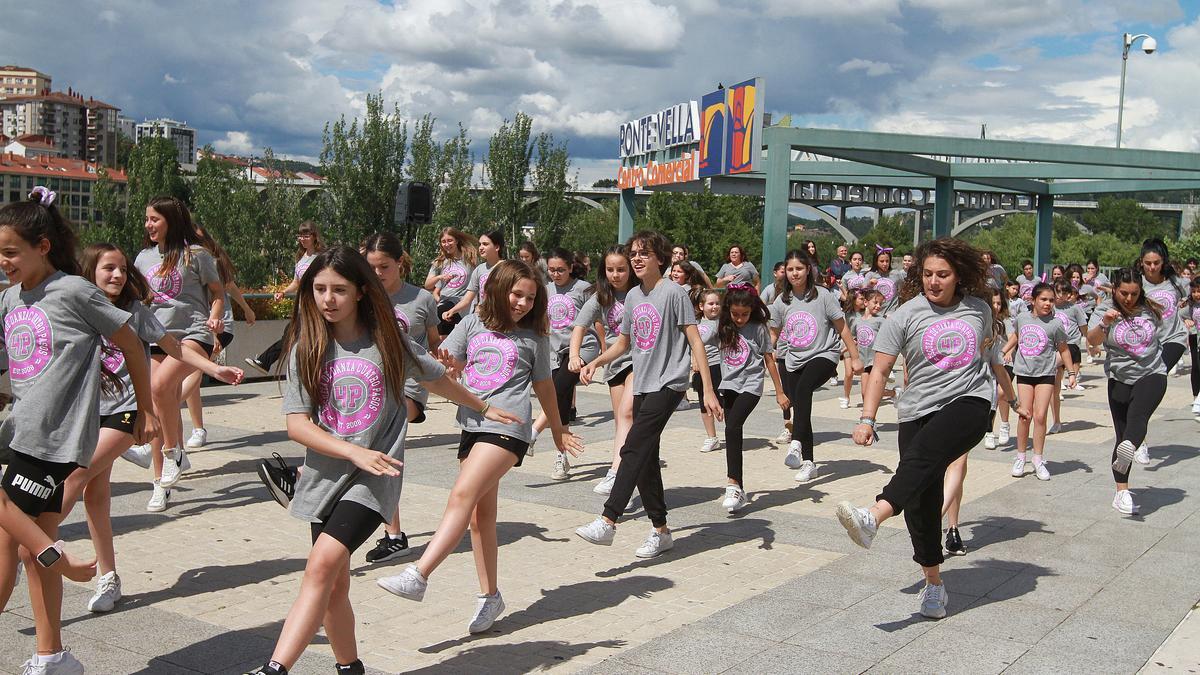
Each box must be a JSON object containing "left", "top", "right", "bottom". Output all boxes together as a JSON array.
[{"left": 1117, "top": 32, "right": 1157, "bottom": 148}]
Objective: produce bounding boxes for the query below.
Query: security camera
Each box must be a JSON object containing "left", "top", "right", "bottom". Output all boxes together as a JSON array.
[{"left": 1142, "top": 37, "right": 1157, "bottom": 54}]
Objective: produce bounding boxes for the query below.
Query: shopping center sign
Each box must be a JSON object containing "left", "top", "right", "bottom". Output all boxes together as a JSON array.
[{"left": 618, "top": 77, "right": 764, "bottom": 190}]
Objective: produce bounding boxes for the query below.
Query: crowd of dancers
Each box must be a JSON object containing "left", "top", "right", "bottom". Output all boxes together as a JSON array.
[{"left": 0, "top": 186, "right": 1193, "bottom": 674}]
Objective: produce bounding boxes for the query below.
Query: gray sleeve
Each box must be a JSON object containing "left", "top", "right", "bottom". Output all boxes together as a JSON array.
[
  {"left": 755, "top": 323, "right": 771, "bottom": 353},
  {"left": 195, "top": 250, "right": 220, "bottom": 286},
  {"left": 441, "top": 314, "right": 472, "bottom": 360},
  {"left": 825, "top": 288, "right": 845, "bottom": 321},
  {"left": 281, "top": 348, "right": 311, "bottom": 415},
  {"left": 132, "top": 303, "right": 167, "bottom": 343},
  {"left": 873, "top": 312, "right": 904, "bottom": 356},
  {"left": 575, "top": 296, "right": 602, "bottom": 328},
  {"left": 717, "top": 263, "right": 732, "bottom": 279},
  {"left": 673, "top": 287, "right": 696, "bottom": 326},
  {"left": 466, "top": 266, "right": 482, "bottom": 294},
  {"left": 747, "top": 262, "right": 760, "bottom": 283},
  {"left": 532, "top": 334, "right": 553, "bottom": 382},
  {"left": 769, "top": 298, "right": 784, "bottom": 330},
  {"left": 1088, "top": 303, "right": 1111, "bottom": 330},
  {"left": 403, "top": 334, "right": 446, "bottom": 382},
  {"left": 76, "top": 283, "right": 134, "bottom": 337},
  {"left": 421, "top": 293, "right": 439, "bottom": 329},
  {"left": 620, "top": 300, "right": 632, "bottom": 336}
]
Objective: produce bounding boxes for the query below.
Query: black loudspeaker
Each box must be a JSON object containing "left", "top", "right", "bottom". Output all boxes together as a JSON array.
[{"left": 395, "top": 181, "right": 432, "bottom": 226}]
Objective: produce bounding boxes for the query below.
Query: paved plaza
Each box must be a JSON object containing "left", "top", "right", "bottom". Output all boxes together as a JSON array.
[{"left": 2, "top": 361, "right": 1200, "bottom": 674}]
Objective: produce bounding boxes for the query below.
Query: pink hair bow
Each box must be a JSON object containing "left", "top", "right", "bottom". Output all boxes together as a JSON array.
[
  {"left": 727, "top": 283, "right": 758, "bottom": 296},
  {"left": 875, "top": 244, "right": 893, "bottom": 254},
  {"left": 29, "top": 185, "right": 56, "bottom": 207}
]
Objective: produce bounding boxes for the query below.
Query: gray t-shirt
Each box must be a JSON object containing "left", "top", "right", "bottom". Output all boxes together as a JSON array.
[
  {"left": 1143, "top": 277, "right": 1188, "bottom": 346},
  {"left": 283, "top": 333, "right": 444, "bottom": 524},
  {"left": 391, "top": 283, "right": 440, "bottom": 407},
  {"left": 466, "top": 261, "right": 493, "bottom": 299},
  {"left": 852, "top": 314, "right": 885, "bottom": 369},
  {"left": 1189, "top": 299, "right": 1200, "bottom": 335},
  {"left": 0, "top": 272, "right": 132, "bottom": 465},
  {"left": 1008, "top": 298, "right": 1028, "bottom": 316},
  {"left": 760, "top": 282, "right": 778, "bottom": 306},
  {"left": 620, "top": 280, "right": 696, "bottom": 395},
  {"left": 576, "top": 289, "right": 628, "bottom": 382},
  {"left": 697, "top": 317, "right": 721, "bottom": 366},
  {"left": 1088, "top": 302, "right": 1166, "bottom": 384},
  {"left": 1014, "top": 311, "right": 1068, "bottom": 377},
  {"left": 547, "top": 279, "right": 596, "bottom": 366},
  {"left": 841, "top": 270, "right": 869, "bottom": 294},
  {"left": 718, "top": 321, "right": 772, "bottom": 395},
  {"left": 1054, "top": 303, "right": 1087, "bottom": 344},
  {"left": 717, "top": 262, "right": 759, "bottom": 286},
  {"left": 688, "top": 260, "right": 706, "bottom": 278},
  {"left": 873, "top": 294, "right": 995, "bottom": 423},
  {"left": 441, "top": 312, "right": 551, "bottom": 441},
  {"left": 100, "top": 302, "right": 166, "bottom": 417},
  {"left": 428, "top": 258, "right": 471, "bottom": 304},
  {"left": 770, "top": 286, "right": 844, "bottom": 370},
  {"left": 294, "top": 253, "right": 318, "bottom": 281},
  {"left": 865, "top": 269, "right": 907, "bottom": 314},
  {"left": 134, "top": 245, "right": 220, "bottom": 345},
  {"left": 1077, "top": 284, "right": 1096, "bottom": 314}
]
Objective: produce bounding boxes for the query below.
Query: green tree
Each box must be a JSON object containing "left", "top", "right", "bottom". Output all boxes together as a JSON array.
[
  {"left": 640, "top": 189, "right": 761, "bottom": 273},
  {"left": 854, "top": 213, "right": 915, "bottom": 260},
  {"left": 1081, "top": 197, "right": 1172, "bottom": 242},
  {"left": 483, "top": 113, "right": 533, "bottom": 245},
  {"left": 80, "top": 167, "right": 136, "bottom": 252},
  {"left": 591, "top": 178, "right": 617, "bottom": 188},
  {"left": 530, "top": 132, "right": 572, "bottom": 251},
  {"left": 190, "top": 148, "right": 264, "bottom": 284},
  {"left": 559, "top": 201, "right": 619, "bottom": 262},
  {"left": 259, "top": 148, "right": 308, "bottom": 284},
  {"left": 319, "top": 92, "right": 408, "bottom": 246},
  {"left": 124, "top": 135, "right": 186, "bottom": 237}
]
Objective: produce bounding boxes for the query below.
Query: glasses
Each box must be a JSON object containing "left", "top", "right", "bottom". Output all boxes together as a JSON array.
[
  {"left": 297, "top": 234, "right": 312, "bottom": 239},
  {"left": 629, "top": 250, "right": 654, "bottom": 259}
]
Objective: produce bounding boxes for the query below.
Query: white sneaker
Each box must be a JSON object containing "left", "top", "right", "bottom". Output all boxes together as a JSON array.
[
  {"left": 775, "top": 424, "right": 792, "bottom": 445},
  {"left": 185, "top": 427, "right": 207, "bottom": 448},
  {"left": 575, "top": 517, "right": 616, "bottom": 546},
  {"left": 1192, "top": 394, "right": 1200, "bottom": 417},
  {"left": 919, "top": 582, "right": 949, "bottom": 619},
  {"left": 1112, "top": 489, "right": 1138, "bottom": 515},
  {"left": 1011, "top": 456, "right": 1027, "bottom": 478},
  {"left": 983, "top": 432, "right": 997, "bottom": 450},
  {"left": 121, "top": 443, "right": 152, "bottom": 469},
  {"left": 1112, "top": 440, "right": 1137, "bottom": 474},
  {"left": 1134, "top": 443, "right": 1150, "bottom": 465},
  {"left": 593, "top": 468, "right": 617, "bottom": 495},
  {"left": 835, "top": 501, "right": 877, "bottom": 549},
  {"left": 794, "top": 460, "right": 818, "bottom": 482},
  {"left": 468, "top": 591, "right": 505, "bottom": 634},
  {"left": 87, "top": 571, "right": 121, "bottom": 613},
  {"left": 721, "top": 485, "right": 748, "bottom": 513},
  {"left": 526, "top": 431, "right": 537, "bottom": 457},
  {"left": 1048, "top": 423, "right": 1062, "bottom": 434},
  {"left": 158, "top": 447, "right": 190, "bottom": 488},
  {"left": 997, "top": 423, "right": 1011, "bottom": 446},
  {"left": 838, "top": 397, "right": 850, "bottom": 409},
  {"left": 784, "top": 441, "right": 803, "bottom": 469},
  {"left": 550, "top": 452, "right": 570, "bottom": 480},
  {"left": 1071, "top": 382, "right": 1085, "bottom": 391},
  {"left": 376, "top": 564, "right": 427, "bottom": 601},
  {"left": 699, "top": 437, "right": 720, "bottom": 453},
  {"left": 1086, "top": 354, "right": 1096, "bottom": 365},
  {"left": 634, "top": 529, "right": 673, "bottom": 558},
  {"left": 1033, "top": 461, "right": 1051, "bottom": 481},
  {"left": 146, "top": 481, "right": 170, "bottom": 512},
  {"left": 20, "top": 649, "right": 84, "bottom": 675}
]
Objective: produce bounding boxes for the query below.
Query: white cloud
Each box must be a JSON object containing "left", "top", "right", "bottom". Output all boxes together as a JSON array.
[
  {"left": 212, "top": 131, "right": 256, "bottom": 155},
  {"left": 162, "top": 73, "right": 182, "bottom": 85},
  {"left": 838, "top": 59, "right": 895, "bottom": 76}
]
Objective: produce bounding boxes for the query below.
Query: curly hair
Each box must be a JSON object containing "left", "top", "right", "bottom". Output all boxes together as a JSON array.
[{"left": 897, "top": 238, "right": 991, "bottom": 307}]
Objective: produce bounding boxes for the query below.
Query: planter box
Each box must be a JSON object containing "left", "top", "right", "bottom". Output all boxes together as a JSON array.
[{"left": 224, "top": 319, "right": 289, "bottom": 379}]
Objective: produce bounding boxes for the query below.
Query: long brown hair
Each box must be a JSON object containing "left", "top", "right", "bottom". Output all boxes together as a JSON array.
[
  {"left": 0, "top": 193, "right": 80, "bottom": 276},
  {"left": 780, "top": 250, "right": 821, "bottom": 303},
  {"left": 478, "top": 260, "right": 548, "bottom": 334},
  {"left": 594, "top": 245, "right": 632, "bottom": 309},
  {"left": 361, "top": 231, "right": 413, "bottom": 280},
  {"left": 82, "top": 243, "right": 151, "bottom": 309},
  {"left": 898, "top": 238, "right": 991, "bottom": 307},
  {"left": 142, "top": 196, "right": 204, "bottom": 277},
  {"left": 193, "top": 224, "right": 236, "bottom": 285},
  {"left": 295, "top": 220, "right": 326, "bottom": 261},
  {"left": 1110, "top": 266, "right": 1163, "bottom": 320},
  {"left": 279, "top": 246, "right": 411, "bottom": 407},
  {"left": 718, "top": 286, "right": 768, "bottom": 351},
  {"left": 434, "top": 227, "right": 478, "bottom": 268}
]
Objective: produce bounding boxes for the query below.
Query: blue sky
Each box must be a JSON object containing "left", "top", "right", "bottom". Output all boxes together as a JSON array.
[{"left": 8, "top": 1, "right": 1200, "bottom": 184}]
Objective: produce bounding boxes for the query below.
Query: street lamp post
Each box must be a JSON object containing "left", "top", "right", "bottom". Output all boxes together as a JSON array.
[{"left": 1116, "top": 32, "right": 1157, "bottom": 149}]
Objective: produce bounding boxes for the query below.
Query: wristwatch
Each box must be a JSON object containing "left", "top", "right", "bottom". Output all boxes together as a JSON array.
[
  {"left": 36, "top": 540, "right": 64, "bottom": 568},
  {"left": 1008, "top": 397, "right": 1019, "bottom": 409}
]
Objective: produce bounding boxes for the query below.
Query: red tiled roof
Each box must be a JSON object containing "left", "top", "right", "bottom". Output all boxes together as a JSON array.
[
  {"left": 1, "top": 91, "right": 118, "bottom": 110},
  {"left": 0, "top": 152, "right": 126, "bottom": 181},
  {"left": 11, "top": 134, "right": 55, "bottom": 150}
]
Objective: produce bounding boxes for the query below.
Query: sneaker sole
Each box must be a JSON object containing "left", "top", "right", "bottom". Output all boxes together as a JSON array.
[
  {"left": 375, "top": 578, "right": 425, "bottom": 601},
  {"left": 920, "top": 607, "right": 948, "bottom": 619},
  {"left": 159, "top": 452, "right": 190, "bottom": 488},
  {"left": 784, "top": 456, "right": 803, "bottom": 469},
  {"left": 1112, "top": 441, "right": 1136, "bottom": 474},
  {"left": 835, "top": 501, "right": 873, "bottom": 549},
  {"left": 574, "top": 530, "right": 614, "bottom": 546},
  {"left": 794, "top": 470, "right": 818, "bottom": 482},
  {"left": 243, "top": 358, "right": 270, "bottom": 375},
  {"left": 635, "top": 545, "right": 672, "bottom": 559},
  {"left": 367, "top": 547, "right": 413, "bottom": 564},
  {"left": 593, "top": 485, "right": 614, "bottom": 495},
  {"left": 257, "top": 463, "right": 293, "bottom": 509},
  {"left": 87, "top": 595, "right": 121, "bottom": 613},
  {"left": 550, "top": 472, "right": 570, "bottom": 481},
  {"left": 146, "top": 501, "right": 168, "bottom": 513},
  {"left": 468, "top": 600, "right": 505, "bottom": 634}
]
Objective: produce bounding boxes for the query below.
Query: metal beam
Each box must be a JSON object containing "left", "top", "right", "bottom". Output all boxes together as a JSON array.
[
  {"left": 933, "top": 177, "right": 953, "bottom": 239},
  {"left": 1048, "top": 179, "right": 1200, "bottom": 196},
  {"left": 762, "top": 130, "right": 790, "bottom": 277},
  {"left": 812, "top": 148, "right": 950, "bottom": 177},
  {"left": 618, "top": 188, "right": 635, "bottom": 241},
  {"left": 1035, "top": 195, "right": 1054, "bottom": 274},
  {"left": 949, "top": 163, "right": 1200, "bottom": 181}
]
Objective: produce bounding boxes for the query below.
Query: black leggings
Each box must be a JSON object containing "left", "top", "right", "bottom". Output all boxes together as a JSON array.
[
  {"left": 603, "top": 388, "right": 684, "bottom": 528},
  {"left": 436, "top": 299, "right": 464, "bottom": 336},
  {"left": 551, "top": 364, "right": 582, "bottom": 425},
  {"left": 776, "top": 358, "right": 791, "bottom": 422},
  {"left": 1162, "top": 341, "right": 1185, "bottom": 371},
  {"left": 257, "top": 338, "right": 283, "bottom": 371},
  {"left": 786, "top": 358, "right": 839, "bottom": 460},
  {"left": 720, "top": 390, "right": 761, "bottom": 488},
  {"left": 1107, "top": 374, "right": 1167, "bottom": 483},
  {"left": 878, "top": 396, "right": 989, "bottom": 568},
  {"left": 1190, "top": 335, "right": 1200, "bottom": 397}
]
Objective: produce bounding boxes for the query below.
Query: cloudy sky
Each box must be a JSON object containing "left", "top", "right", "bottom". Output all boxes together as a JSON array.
[{"left": 9, "top": 1, "right": 1199, "bottom": 185}]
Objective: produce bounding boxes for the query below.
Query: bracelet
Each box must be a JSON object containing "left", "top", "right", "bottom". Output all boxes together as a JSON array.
[
  {"left": 857, "top": 417, "right": 877, "bottom": 428},
  {"left": 479, "top": 401, "right": 491, "bottom": 416},
  {"left": 1008, "top": 397, "right": 1019, "bottom": 409}
]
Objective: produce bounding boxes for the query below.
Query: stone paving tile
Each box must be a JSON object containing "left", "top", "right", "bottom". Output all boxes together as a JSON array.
[{"left": 870, "top": 625, "right": 1031, "bottom": 674}]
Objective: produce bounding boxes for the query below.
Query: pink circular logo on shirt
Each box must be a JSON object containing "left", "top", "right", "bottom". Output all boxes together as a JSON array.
[
  {"left": 921, "top": 318, "right": 977, "bottom": 371},
  {"left": 1113, "top": 317, "right": 1154, "bottom": 356},
  {"left": 855, "top": 323, "right": 875, "bottom": 348},
  {"left": 722, "top": 335, "right": 750, "bottom": 367},
  {"left": 1148, "top": 290, "right": 1176, "bottom": 319},
  {"left": 1019, "top": 283, "right": 1034, "bottom": 300},
  {"left": 606, "top": 301, "right": 624, "bottom": 334},
  {"left": 548, "top": 295, "right": 575, "bottom": 330},
  {"left": 393, "top": 306, "right": 411, "bottom": 333},
  {"left": 784, "top": 311, "right": 818, "bottom": 349},
  {"left": 631, "top": 303, "right": 661, "bottom": 351},
  {"left": 4, "top": 306, "right": 54, "bottom": 381},
  {"left": 443, "top": 261, "right": 467, "bottom": 291},
  {"left": 846, "top": 274, "right": 866, "bottom": 290},
  {"left": 101, "top": 336, "right": 124, "bottom": 373},
  {"left": 464, "top": 331, "right": 517, "bottom": 391},
  {"left": 1055, "top": 310, "right": 1072, "bottom": 330},
  {"left": 295, "top": 257, "right": 313, "bottom": 281},
  {"left": 876, "top": 278, "right": 896, "bottom": 301},
  {"left": 147, "top": 264, "right": 183, "bottom": 303},
  {"left": 479, "top": 270, "right": 491, "bottom": 294},
  {"left": 698, "top": 323, "right": 713, "bottom": 340},
  {"left": 317, "top": 357, "right": 384, "bottom": 436},
  {"left": 1192, "top": 305, "right": 1200, "bottom": 325},
  {"left": 1018, "top": 323, "right": 1049, "bottom": 357}
]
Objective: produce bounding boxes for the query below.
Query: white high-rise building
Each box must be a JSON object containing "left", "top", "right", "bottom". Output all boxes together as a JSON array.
[{"left": 135, "top": 118, "right": 196, "bottom": 165}]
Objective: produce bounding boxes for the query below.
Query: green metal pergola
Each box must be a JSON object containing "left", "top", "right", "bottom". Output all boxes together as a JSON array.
[{"left": 619, "top": 127, "right": 1200, "bottom": 273}]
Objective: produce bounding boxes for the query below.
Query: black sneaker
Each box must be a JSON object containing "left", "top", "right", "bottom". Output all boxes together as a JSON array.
[
  {"left": 335, "top": 659, "right": 365, "bottom": 675},
  {"left": 365, "top": 533, "right": 410, "bottom": 563},
  {"left": 243, "top": 661, "right": 287, "bottom": 675},
  {"left": 945, "top": 527, "right": 965, "bottom": 556},
  {"left": 244, "top": 357, "right": 270, "bottom": 376},
  {"left": 257, "top": 453, "right": 297, "bottom": 508}
]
